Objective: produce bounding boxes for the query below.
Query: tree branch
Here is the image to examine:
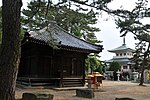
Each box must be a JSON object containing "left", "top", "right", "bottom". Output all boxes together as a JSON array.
[{"left": 28, "top": 0, "right": 41, "bottom": 21}]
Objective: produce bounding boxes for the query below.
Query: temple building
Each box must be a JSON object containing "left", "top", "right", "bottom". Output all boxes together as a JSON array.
[
  {"left": 17, "top": 22, "right": 103, "bottom": 87},
  {"left": 106, "top": 37, "right": 135, "bottom": 79}
]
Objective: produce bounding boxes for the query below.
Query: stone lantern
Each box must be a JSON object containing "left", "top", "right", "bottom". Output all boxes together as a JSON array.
[
  {"left": 116, "top": 70, "right": 121, "bottom": 81},
  {"left": 133, "top": 71, "right": 138, "bottom": 82}
]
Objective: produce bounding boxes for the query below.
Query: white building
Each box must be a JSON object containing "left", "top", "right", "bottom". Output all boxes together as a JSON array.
[{"left": 106, "top": 37, "right": 135, "bottom": 80}]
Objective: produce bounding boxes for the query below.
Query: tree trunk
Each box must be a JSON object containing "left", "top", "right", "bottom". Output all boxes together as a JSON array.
[
  {"left": 139, "top": 65, "right": 145, "bottom": 85},
  {"left": 139, "top": 43, "right": 150, "bottom": 86},
  {"left": 0, "top": 0, "right": 22, "bottom": 100}
]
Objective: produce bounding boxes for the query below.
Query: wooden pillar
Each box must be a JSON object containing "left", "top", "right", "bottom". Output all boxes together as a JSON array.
[
  {"left": 59, "top": 56, "right": 63, "bottom": 87},
  {"left": 82, "top": 63, "right": 85, "bottom": 85},
  {"left": 82, "top": 55, "right": 87, "bottom": 85}
]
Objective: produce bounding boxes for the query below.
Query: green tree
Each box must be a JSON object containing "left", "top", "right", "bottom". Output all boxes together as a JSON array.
[
  {"left": 95, "top": 64, "right": 103, "bottom": 74},
  {"left": 85, "top": 54, "right": 102, "bottom": 74},
  {"left": 109, "top": 61, "right": 120, "bottom": 81},
  {"left": 130, "top": 42, "right": 150, "bottom": 72},
  {"left": 22, "top": 0, "right": 101, "bottom": 43},
  {"left": 114, "top": 0, "right": 150, "bottom": 85},
  {"left": 109, "top": 61, "right": 121, "bottom": 72}
]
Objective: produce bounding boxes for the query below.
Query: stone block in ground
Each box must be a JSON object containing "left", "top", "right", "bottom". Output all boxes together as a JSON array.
[
  {"left": 115, "top": 97, "right": 136, "bottom": 100},
  {"left": 76, "top": 89, "right": 94, "bottom": 98},
  {"left": 22, "top": 92, "right": 54, "bottom": 100}
]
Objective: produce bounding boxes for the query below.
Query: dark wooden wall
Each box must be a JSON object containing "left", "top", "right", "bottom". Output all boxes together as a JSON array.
[{"left": 18, "top": 42, "right": 87, "bottom": 78}]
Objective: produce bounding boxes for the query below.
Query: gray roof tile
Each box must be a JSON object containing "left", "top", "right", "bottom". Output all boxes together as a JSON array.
[
  {"left": 108, "top": 44, "right": 134, "bottom": 52},
  {"left": 29, "top": 22, "right": 102, "bottom": 53}
]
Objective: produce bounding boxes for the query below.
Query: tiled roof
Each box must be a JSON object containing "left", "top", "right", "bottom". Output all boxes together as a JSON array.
[
  {"left": 106, "top": 57, "right": 130, "bottom": 65},
  {"left": 108, "top": 44, "right": 134, "bottom": 53},
  {"left": 28, "top": 22, "right": 102, "bottom": 53},
  {"left": 106, "top": 57, "right": 130, "bottom": 62}
]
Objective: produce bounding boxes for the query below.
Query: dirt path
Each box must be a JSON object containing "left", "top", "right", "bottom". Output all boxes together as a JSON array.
[{"left": 15, "top": 80, "right": 150, "bottom": 100}]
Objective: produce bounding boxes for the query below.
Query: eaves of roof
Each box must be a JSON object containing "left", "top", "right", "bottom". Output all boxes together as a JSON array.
[
  {"left": 106, "top": 57, "right": 130, "bottom": 63},
  {"left": 108, "top": 44, "right": 135, "bottom": 53},
  {"left": 24, "top": 22, "right": 103, "bottom": 53}
]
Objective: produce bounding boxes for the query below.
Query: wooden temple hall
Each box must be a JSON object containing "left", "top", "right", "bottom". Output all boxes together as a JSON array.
[{"left": 17, "top": 22, "right": 103, "bottom": 87}]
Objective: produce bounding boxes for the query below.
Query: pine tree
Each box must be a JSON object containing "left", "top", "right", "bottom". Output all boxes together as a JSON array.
[
  {"left": 22, "top": 0, "right": 101, "bottom": 43},
  {"left": 114, "top": 0, "right": 150, "bottom": 85}
]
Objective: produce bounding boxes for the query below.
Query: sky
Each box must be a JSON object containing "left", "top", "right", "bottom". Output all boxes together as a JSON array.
[
  {"left": 96, "top": 0, "right": 137, "bottom": 61},
  {"left": 96, "top": 0, "right": 150, "bottom": 61},
  {"left": 0, "top": 0, "right": 148, "bottom": 61}
]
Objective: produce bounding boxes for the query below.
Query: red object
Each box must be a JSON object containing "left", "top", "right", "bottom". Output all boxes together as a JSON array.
[{"left": 91, "top": 76, "right": 96, "bottom": 84}]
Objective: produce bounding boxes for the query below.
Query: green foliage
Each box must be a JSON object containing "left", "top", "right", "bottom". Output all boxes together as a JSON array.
[
  {"left": 109, "top": 61, "right": 120, "bottom": 72},
  {"left": 113, "top": 0, "right": 150, "bottom": 85},
  {"left": 70, "top": 0, "right": 112, "bottom": 10},
  {"left": 114, "top": 0, "right": 150, "bottom": 67},
  {"left": 94, "top": 64, "right": 103, "bottom": 74},
  {"left": 115, "top": 0, "right": 150, "bottom": 40},
  {"left": 131, "top": 41, "right": 150, "bottom": 71},
  {"left": 85, "top": 54, "right": 102, "bottom": 73},
  {"left": 22, "top": 0, "right": 101, "bottom": 44}
]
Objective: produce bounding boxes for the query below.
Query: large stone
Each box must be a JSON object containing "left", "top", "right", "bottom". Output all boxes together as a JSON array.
[
  {"left": 76, "top": 89, "right": 94, "bottom": 98},
  {"left": 115, "top": 97, "right": 135, "bottom": 100},
  {"left": 22, "top": 93, "right": 54, "bottom": 100}
]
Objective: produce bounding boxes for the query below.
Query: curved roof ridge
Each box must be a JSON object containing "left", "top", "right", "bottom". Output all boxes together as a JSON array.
[
  {"left": 108, "top": 44, "right": 134, "bottom": 52},
  {"left": 28, "top": 22, "right": 102, "bottom": 53},
  {"left": 53, "top": 22, "right": 102, "bottom": 47}
]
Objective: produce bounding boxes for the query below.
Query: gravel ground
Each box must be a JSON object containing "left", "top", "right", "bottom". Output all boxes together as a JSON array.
[{"left": 15, "top": 80, "right": 150, "bottom": 100}]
